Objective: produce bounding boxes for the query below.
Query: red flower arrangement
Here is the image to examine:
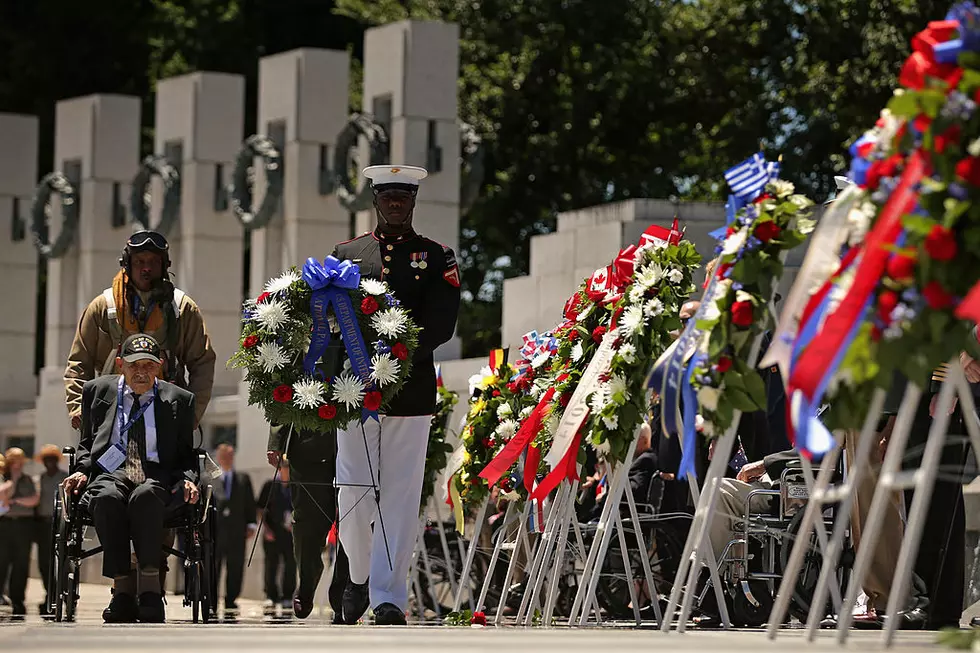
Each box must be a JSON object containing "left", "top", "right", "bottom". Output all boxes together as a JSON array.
[{"left": 273, "top": 385, "right": 293, "bottom": 403}]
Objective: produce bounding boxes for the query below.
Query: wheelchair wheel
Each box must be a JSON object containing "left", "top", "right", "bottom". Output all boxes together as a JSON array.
[
  {"left": 187, "top": 561, "right": 201, "bottom": 624},
  {"left": 595, "top": 519, "right": 685, "bottom": 620},
  {"left": 56, "top": 511, "right": 81, "bottom": 623},
  {"left": 44, "top": 497, "right": 61, "bottom": 620},
  {"left": 206, "top": 507, "right": 218, "bottom": 619},
  {"left": 728, "top": 579, "right": 774, "bottom": 628},
  {"left": 778, "top": 508, "right": 836, "bottom": 622}
]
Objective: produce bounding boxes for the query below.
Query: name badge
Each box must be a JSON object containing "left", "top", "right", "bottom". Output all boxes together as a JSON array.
[{"left": 98, "top": 443, "right": 128, "bottom": 473}]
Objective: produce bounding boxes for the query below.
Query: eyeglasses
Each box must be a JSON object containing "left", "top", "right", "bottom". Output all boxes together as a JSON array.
[{"left": 127, "top": 231, "right": 169, "bottom": 251}]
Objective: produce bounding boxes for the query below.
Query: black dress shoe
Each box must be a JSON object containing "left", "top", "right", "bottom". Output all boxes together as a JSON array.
[
  {"left": 103, "top": 592, "right": 139, "bottom": 623},
  {"left": 11, "top": 602, "right": 26, "bottom": 616},
  {"left": 341, "top": 581, "right": 370, "bottom": 625},
  {"left": 137, "top": 592, "right": 166, "bottom": 623},
  {"left": 292, "top": 592, "right": 314, "bottom": 620},
  {"left": 971, "top": 616, "right": 980, "bottom": 628},
  {"left": 880, "top": 607, "right": 927, "bottom": 630},
  {"left": 373, "top": 602, "right": 407, "bottom": 626}
]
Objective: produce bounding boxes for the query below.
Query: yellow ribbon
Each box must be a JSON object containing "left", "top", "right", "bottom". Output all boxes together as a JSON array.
[{"left": 449, "top": 474, "right": 465, "bottom": 535}]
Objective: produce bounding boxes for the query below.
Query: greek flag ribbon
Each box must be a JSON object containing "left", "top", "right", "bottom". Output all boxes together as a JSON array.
[
  {"left": 709, "top": 153, "right": 781, "bottom": 241},
  {"left": 302, "top": 256, "right": 379, "bottom": 423}
]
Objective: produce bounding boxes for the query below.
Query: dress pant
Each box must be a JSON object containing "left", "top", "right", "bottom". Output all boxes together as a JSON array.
[
  {"left": 707, "top": 478, "right": 773, "bottom": 563},
  {"left": 81, "top": 473, "right": 170, "bottom": 579},
  {"left": 263, "top": 531, "right": 296, "bottom": 602},
  {"left": 0, "top": 517, "right": 33, "bottom": 606},
  {"left": 844, "top": 428, "right": 905, "bottom": 611},
  {"left": 905, "top": 392, "right": 969, "bottom": 628},
  {"left": 216, "top": 528, "right": 246, "bottom": 606},
  {"left": 289, "top": 440, "right": 350, "bottom": 610},
  {"left": 336, "top": 415, "right": 430, "bottom": 610}
]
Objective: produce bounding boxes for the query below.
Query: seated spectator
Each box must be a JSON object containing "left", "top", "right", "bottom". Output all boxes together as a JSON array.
[{"left": 62, "top": 334, "right": 199, "bottom": 624}]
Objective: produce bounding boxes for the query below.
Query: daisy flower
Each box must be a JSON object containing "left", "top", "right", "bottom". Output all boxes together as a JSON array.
[
  {"left": 256, "top": 342, "right": 288, "bottom": 373},
  {"left": 370, "top": 353, "right": 400, "bottom": 387},
  {"left": 590, "top": 385, "right": 609, "bottom": 415},
  {"left": 254, "top": 301, "right": 289, "bottom": 331},
  {"left": 332, "top": 373, "right": 365, "bottom": 408},
  {"left": 618, "top": 342, "right": 637, "bottom": 365},
  {"left": 361, "top": 278, "right": 389, "bottom": 296},
  {"left": 607, "top": 374, "right": 629, "bottom": 405},
  {"left": 620, "top": 305, "right": 646, "bottom": 337},
  {"left": 371, "top": 308, "right": 409, "bottom": 338},
  {"left": 495, "top": 419, "right": 518, "bottom": 442},
  {"left": 292, "top": 378, "right": 325, "bottom": 409},
  {"left": 264, "top": 270, "right": 300, "bottom": 295},
  {"left": 645, "top": 298, "right": 665, "bottom": 318},
  {"left": 628, "top": 285, "right": 646, "bottom": 304},
  {"left": 602, "top": 413, "right": 619, "bottom": 431}
]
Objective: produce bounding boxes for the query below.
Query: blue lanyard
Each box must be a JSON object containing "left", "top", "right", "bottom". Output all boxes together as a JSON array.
[{"left": 115, "top": 376, "right": 156, "bottom": 446}]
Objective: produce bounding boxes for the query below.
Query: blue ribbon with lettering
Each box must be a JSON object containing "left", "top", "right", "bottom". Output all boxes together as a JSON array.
[
  {"left": 302, "top": 256, "right": 379, "bottom": 423},
  {"left": 678, "top": 351, "right": 706, "bottom": 479}
]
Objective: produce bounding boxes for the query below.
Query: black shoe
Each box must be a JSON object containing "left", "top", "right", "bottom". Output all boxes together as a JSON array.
[
  {"left": 341, "top": 581, "right": 369, "bottom": 624},
  {"left": 11, "top": 602, "right": 26, "bottom": 616},
  {"left": 373, "top": 602, "right": 406, "bottom": 626},
  {"left": 293, "top": 592, "right": 314, "bottom": 620},
  {"left": 880, "top": 607, "right": 927, "bottom": 630},
  {"left": 971, "top": 616, "right": 980, "bottom": 629},
  {"left": 137, "top": 592, "right": 166, "bottom": 623},
  {"left": 102, "top": 592, "right": 139, "bottom": 623}
]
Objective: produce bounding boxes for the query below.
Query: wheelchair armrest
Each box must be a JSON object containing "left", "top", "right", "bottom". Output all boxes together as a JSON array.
[{"left": 63, "top": 446, "right": 77, "bottom": 475}]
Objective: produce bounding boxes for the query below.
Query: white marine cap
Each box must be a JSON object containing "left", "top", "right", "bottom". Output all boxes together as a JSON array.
[{"left": 362, "top": 165, "right": 428, "bottom": 187}]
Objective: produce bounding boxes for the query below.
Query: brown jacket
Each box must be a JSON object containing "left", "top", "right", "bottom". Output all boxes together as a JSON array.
[{"left": 64, "top": 292, "right": 216, "bottom": 425}]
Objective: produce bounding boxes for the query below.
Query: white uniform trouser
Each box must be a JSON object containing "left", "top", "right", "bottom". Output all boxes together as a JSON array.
[
  {"left": 336, "top": 414, "right": 430, "bottom": 610},
  {"left": 707, "top": 478, "right": 773, "bottom": 564}
]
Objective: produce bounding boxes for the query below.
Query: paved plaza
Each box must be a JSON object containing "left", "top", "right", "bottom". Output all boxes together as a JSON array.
[{"left": 0, "top": 580, "right": 951, "bottom": 653}]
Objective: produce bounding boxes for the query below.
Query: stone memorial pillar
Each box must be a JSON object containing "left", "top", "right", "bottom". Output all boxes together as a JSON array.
[
  {"left": 36, "top": 95, "right": 140, "bottom": 450},
  {"left": 0, "top": 114, "right": 39, "bottom": 411},
  {"left": 239, "top": 49, "right": 352, "bottom": 469},
  {"left": 360, "top": 20, "right": 462, "bottom": 359},
  {"left": 154, "top": 72, "right": 245, "bottom": 400}
]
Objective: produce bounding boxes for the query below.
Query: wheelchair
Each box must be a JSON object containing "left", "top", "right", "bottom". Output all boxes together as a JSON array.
[
  {"left": 44, "top": 446, "right": 218, "bottom": 623},
  {"left": 705, "top": 460, "right": 854, "bottom": 627}
]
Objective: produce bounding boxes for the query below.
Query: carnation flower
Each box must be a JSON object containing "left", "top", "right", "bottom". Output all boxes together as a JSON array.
[
  {"left": 318, "top": 404, "right": 338, "bottom": 420},
  {"left": 391, "top": 342, "right": 409, "bottom": 361},
  {"left": 364, "top": 391, "right": 382, "bottom": 412},
  {"left": 667, "top": 268, "right": 684, "bottom": 284},
  {"left": 273, "top": 385, "right": 293, "bottom": 403},
  {"left": 242, "top": 334, "right": 259, "bottom": 348},
  {"left": 332, "top": 373, "right": 366, "bottom": 408},
  {"left": 360, "top": 278, "right": 389, "bottom": 296},
  {"left": 372, "top": 308, "right": 409, "bottom": 338},
  {"left": 254, "top": 300, "right": 289, "bottom": 331},
  {"left": 497, "top": 402, "right": 513, "bottom": 419},
  {"left": 698, "top": 386, "right": 721, "bottom": 411},
  {"left": 361, "top": 297, "right": 379, "bottom": 315},
  {"left": 256, "top": 342, "right": 288, "bottom": 373},
  {"left": 370, "top": 353, "right": 400, "bottom": 387},
  {"left": 264, "top": 270, "right": 301, "bottom": 295}
]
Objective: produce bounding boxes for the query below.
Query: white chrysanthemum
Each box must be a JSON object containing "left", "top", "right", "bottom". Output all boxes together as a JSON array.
[
  {"left": 254, "top": 301, "right": 289, "bottom": 331},
  {"left": 769, "top": 179, "right": 795, "bottom": 198},
  {"left": 520, "top": 406, "right": 534, "bottom": 419},
  {"left": 544, "top": 410, "right": 561, "bottom": 436},
  {"left": 698, "top": 386, "right": 722, "bottom": 411},
  {"left": 628, "top": 285, "right": 646, "bottom": 304},
  {"left": 371, "top": 308, "right": 409, "bottom": 338},
  {"left": 590, "top": 386, "right": 609, "bottom": 415},
  {"left": 497, "top": 402, "right": 513, "bottom": 419},
  {"left": 467, "top": 365, "right": 494, "bottom": 395},
  {"left": 256, "top": 342, "right": 288, "bottom": 374},
  {"left": 636, "top": 263, "right": 664, "bottom": 289},
  {"left": 360, "top": 278, "right": 389, "bottom": 296},
  {"left": 645, "top": 298, "right": 665, "bottom": 318},
  {"left": 722, "top": 229, "right": 747, "bottom": 255},
  {"left": 370, "top": 353, "right": 400, "bottom": 387},
  {"left": 292, "top": 378, "right": 325, "bottom": 409},
  {"left": 495, "top": 419, "right": 518, "bottom": 442},
  {"left": 667, "top": 268, "right": 684, "bottom": 284},
  {"left": 620, "top": 305, "right": 647, "bottom": 337},
  {"left": 332, "top": 372, "right": 365, "bottom": 408},
  {"left": 571, "top": 341, "right": 584, "bottom": 362},
  {"left": 264, "top": 270, "right": 300, "bottom": 295},
  {"left": 607, "top": 374, "right": 629, "bottom": 405},
  {"left": 618, "top": 342, "right": 637, "bottom": 365},
  {"left": 602, "top": 413, "right": 619, "bottom": 431}
]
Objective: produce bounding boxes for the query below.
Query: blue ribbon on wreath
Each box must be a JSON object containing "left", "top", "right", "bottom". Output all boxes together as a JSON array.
[{"left": 302, "top": 255, "right": 379, "bottom": 423}]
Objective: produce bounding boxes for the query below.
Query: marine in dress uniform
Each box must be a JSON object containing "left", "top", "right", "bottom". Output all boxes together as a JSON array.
[{"left": 333, "top": 165, "right": 461, "bottom": 625}]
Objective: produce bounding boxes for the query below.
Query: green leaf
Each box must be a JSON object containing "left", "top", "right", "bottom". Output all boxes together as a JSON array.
[
  {"left": 885, "top": 92, "right": 918, "bottom": 118},
  {"left": 928, "top": 310, "right": 950, "bottom": 343},
  {"left": 727, "top": 387, "right": 758, "bottom": 412},
  {"left": 743, "top": 370, "right": 767, "bottom": 408},
  {"left": 708, "top": 321, "right": 728, "bottom": 357}
]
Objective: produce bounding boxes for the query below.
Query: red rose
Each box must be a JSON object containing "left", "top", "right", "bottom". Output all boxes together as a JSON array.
[
  {"left": 273, "top": 385, "right": 293, "bottom": 403},
  {"left": 753, "top": 221, "right": 782, "bottom": 243},
  {"left": 955, "top": 156, "right": 980, "bottom": 187},
  {"left": 492, "top": 389, "right": 501, "bottom": 397},
  {"left": 256, "top": 291, "right": 271, "bottom": 304},
  {"left": 715, "top": 355, "right": 733, "bottom": 373},
  {"left": 242, "top": 335, "right": 259, "bottom": 348},
  {"left": 391, "top": 343, "right": 409, "bottom": 360},
  {"left": 471, "top": 611, "right": 487, "bottom": 626},
  {"left": 922, "top": 281, "right": 954, "bottom": 309},
  {"left": 364, "top": 391, "right": 382, "bottom": 412},
  {"left": 730, "top": 301, "right": 754, "bottom": 328},
  {"left": 360, "top": 296, "right": 379, "bottom": 315},
  {"left": 592, "top": 326, "right": 607, "bottom": 343},
  {"left": 318, "top": 404, "right": 337, "bottom": 420},
  {"left": 934, "top": 124, "right": 962, "bottom": 154},
  {"left": 877, "top": 290, "right": 900, "bottom": 322},
  {"left": 924, "top": 224, "right": 958, "bottom": 261},
  {"left": 886, "top": 253, "right": 917, "bottom": 281}
]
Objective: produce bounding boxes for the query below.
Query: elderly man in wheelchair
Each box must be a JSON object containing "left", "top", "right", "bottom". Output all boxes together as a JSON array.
[
  {"left": 60, "top": 334, "right": 204, "bottom": 624},
  {"left": 695, "top": 447, "right": 850, "bottom": 628}
]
